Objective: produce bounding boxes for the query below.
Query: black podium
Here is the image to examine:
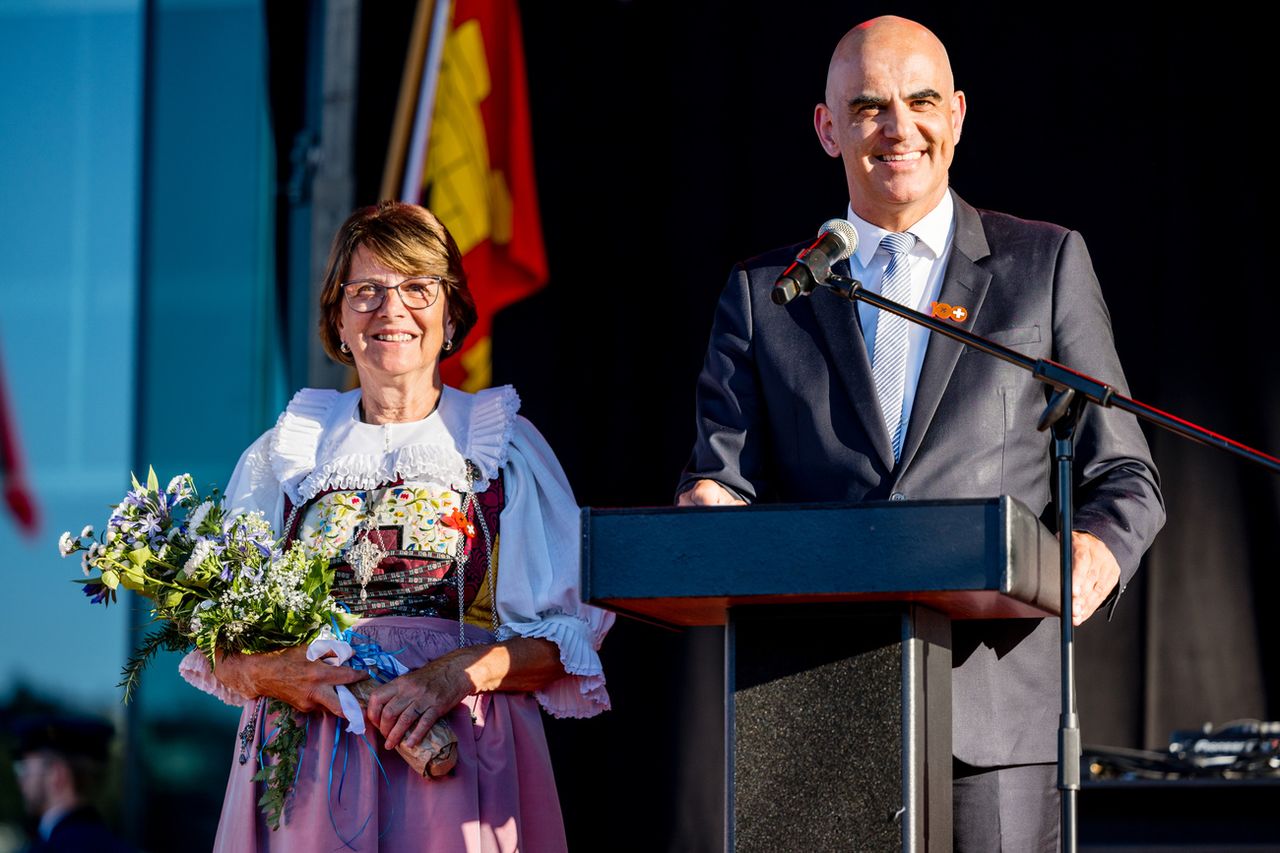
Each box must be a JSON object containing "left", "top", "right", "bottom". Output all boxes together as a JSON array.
[{"left": 581, "top": 497, "right": 1060, "bottom": 852}]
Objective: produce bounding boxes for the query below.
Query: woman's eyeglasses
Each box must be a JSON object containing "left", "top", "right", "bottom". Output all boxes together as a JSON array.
[{"left": 340, "top": 277, "right": 443, "bottom": 312}]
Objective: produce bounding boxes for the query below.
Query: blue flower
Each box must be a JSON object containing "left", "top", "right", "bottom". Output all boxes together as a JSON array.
[{"left": 82, "top": 582, "right": 110, "bottom": 606}]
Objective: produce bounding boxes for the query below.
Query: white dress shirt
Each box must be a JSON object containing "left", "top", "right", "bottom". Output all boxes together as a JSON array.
[{"left": 845, "top": 191, "right": 957, "bottom": 440}]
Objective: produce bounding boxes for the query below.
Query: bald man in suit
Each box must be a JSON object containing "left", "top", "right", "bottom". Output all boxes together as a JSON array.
[{"left": 678, "top": 16, "right": 1164, "bottom": 850}]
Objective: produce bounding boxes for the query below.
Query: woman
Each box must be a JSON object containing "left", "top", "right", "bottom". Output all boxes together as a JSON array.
[{"left": 179, "top": 201, "right": 613, "bottom": 851}]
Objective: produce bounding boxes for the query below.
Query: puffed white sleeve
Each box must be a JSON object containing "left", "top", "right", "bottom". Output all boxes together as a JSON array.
[
  {"left": 222, "top": 427, "right": 287, "bottom": 530},
  {"left": 178, "top": 427, "right": 280, "bottom": 707},
  {"left": 494, "top": 416, "right": 615, "bottom": 718}
]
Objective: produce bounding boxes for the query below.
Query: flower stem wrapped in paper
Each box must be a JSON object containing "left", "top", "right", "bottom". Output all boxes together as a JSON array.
[{"left": 60, "top": 468, "right": 454, "bottom": 828}]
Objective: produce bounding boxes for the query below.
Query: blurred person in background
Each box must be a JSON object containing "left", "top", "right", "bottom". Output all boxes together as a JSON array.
[{"left": 12, "top": 716, "right": 132, "bottom": 853}]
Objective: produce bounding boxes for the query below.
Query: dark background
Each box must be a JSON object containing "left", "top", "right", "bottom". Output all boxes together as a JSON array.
[{"left": 265, "top": 3, "right": 1279, "bottom": 849}]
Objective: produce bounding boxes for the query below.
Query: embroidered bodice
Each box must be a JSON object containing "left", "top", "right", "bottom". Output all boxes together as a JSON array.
[
  {"left": 288, "top": 477, "right": 503, "bottom": 627},
  {"left": 181, "top": 384, "right": 614, "bottom": 720}
]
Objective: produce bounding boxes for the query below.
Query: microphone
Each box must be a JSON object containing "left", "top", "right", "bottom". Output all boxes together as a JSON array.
[{"left": 771, "top": 219, "right": 859, "bottom": 305}]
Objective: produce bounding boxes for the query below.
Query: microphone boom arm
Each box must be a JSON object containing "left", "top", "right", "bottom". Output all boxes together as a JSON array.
[{"left": 824, "top": 273, "right": 1280, "bottom": 472}]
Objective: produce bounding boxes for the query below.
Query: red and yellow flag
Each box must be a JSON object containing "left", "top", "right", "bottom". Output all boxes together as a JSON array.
[{"left": 385, "top": 0, "right": 548, "bottom": 392}]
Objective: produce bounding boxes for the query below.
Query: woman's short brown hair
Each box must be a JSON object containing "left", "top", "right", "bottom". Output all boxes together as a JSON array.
[{"left": 318, "top": 201, "right": 478, "bottom": 366}]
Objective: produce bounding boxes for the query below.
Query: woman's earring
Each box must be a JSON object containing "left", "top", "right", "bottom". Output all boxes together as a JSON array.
[
  {"left": 442, "top": 339, "right": 453, "bottom": 352},
  {"left": 340, "top": 341, "right": 351, "bottom": 354}
]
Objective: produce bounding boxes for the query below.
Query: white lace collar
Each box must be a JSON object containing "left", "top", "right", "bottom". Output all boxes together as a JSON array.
[{"left": 268, "top": 385, "right": 521, "bottom": 503}]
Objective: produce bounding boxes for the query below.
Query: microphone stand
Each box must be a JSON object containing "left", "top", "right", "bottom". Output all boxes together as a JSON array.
[{"left": 821, "top": 272, "right": 1280, "bottom": 853}]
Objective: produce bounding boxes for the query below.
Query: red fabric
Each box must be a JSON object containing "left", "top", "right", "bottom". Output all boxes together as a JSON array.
[
  {"left": 437, "top": 0, "right": 548, "bottom": 389},
  {"left": 0, "top": 348, "right": 37, "bottom": 536}
]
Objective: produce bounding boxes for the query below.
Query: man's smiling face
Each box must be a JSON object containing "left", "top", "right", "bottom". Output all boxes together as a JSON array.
[{"left": 815, "top": 18, "right": 966, "bottom": 232}]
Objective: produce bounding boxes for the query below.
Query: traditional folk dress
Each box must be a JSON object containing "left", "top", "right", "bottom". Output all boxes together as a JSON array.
[{"left": 180, "top": 385, "right": 613, "bottom": 852}]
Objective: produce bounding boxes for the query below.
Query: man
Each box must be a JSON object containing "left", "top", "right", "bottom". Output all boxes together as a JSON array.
[
  {"left": 678, "top": 16, "right": 1164, "bottom": 850},
  {"left": 12, "top": 716, "right": 133, "bottom": 853}
]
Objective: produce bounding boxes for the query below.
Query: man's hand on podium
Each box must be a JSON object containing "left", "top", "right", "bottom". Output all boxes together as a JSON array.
[
  {"left": 1069, "top": 530, "right": 1121, "bottom": 626},
  {"left": 676, "top": 479, "right": 747, "bottom": 507}
]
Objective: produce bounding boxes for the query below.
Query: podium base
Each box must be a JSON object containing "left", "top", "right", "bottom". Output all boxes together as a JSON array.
[{"left": 729, "top": 603, "right": 952, "bottom": 852}]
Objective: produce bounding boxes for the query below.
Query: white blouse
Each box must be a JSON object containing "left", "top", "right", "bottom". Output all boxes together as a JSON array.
[{"left": 179, "top": 384, "right": 614, "bottom": 719}]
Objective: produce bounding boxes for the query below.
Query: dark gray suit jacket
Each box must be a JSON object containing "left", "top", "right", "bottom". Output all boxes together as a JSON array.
[{"left": 681, "top": 190, "right": 1164, "bottom": 765}]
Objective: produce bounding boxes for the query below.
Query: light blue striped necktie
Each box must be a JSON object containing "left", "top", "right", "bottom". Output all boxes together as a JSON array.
[{"left": 871, "top": 232, "right": 917, "bottom": 462}]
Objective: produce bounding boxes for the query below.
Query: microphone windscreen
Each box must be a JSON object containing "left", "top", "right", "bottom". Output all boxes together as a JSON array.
[{"left": 818, "top": 218, "right": 859, "bottom": 261}]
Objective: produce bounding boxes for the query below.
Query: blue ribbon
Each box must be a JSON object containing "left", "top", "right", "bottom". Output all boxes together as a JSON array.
[
  {"left": 317, "top": 618, "right": 406, "bottom": 847},
  {"left": 256, "top": 697, "right": 282, "bottom": 773},
  {"left": 325, "top": 705, "right": 396, "bottom": 849},
  {"left": 297, "top": 716, "right": 309, "bottom": 790},
  {"left": 255, "top": 688, "right": 397, "bottom": 848},
  {"left": 327, "top": 617, "right": 407, "bottom": 683},
  {"left": 251, "top": 625, "right": 409, "bottom": 847},
  {"left": 256, "top": 698, "right": 269, "bottom": 768}
]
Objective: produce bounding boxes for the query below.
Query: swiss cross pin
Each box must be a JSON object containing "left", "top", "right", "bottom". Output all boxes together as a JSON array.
[{"left": 930, "top": 301, "right": 968, "bottom": 323}]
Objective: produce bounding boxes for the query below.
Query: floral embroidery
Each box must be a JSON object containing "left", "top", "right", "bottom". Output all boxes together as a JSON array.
[
  {"left": 300, "top": 486, "right": 465, "bottom": 560},
  {"left": 284, "top": 473, "right": 505, "bottom": 622}
]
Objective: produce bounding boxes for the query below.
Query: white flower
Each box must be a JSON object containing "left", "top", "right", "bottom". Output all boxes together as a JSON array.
[
  {"left": 57, "top": 532, "right": 75, "bottom": 557},
  {"left": 183, "top": 539, "right": 215, "bottom": 575},
  {"left": 79, "top": 525, "right": 94, "bottom": 539},
  {"left": 186, "top": 500, "right": 213, "bottom": 532},
  {"left": 81, "top": 542, "right": 104, "bottom": 575}
]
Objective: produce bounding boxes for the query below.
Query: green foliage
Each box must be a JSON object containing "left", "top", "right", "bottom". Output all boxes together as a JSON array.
[
  {"left": 118, "top": 622, "right": 188, "bottom": 703},
  {"left": 251, "top": 699, "right": 308, "bottom": 831}
]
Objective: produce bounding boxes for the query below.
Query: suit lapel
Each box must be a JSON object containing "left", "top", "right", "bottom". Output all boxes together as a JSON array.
[
  {"left": 895, "top": 193, "right": 993, "bottom": 475},
  {"left": 809, "top": 257, "right": 896, "bottom": 469}
]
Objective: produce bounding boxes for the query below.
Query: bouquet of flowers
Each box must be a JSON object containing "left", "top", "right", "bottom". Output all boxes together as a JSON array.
[{"left": 59, "top": 469, "right": 456, "bottom": 828}]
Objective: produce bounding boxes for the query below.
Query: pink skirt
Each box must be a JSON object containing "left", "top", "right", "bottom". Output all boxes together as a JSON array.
[{"left": 212, "top": 616, "right": 568, "bottom": 852}]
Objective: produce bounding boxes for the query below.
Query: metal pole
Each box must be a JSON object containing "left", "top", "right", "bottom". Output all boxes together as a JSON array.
[{"left": 1052, "top": 398, "right": 1083, "bottom": 853}]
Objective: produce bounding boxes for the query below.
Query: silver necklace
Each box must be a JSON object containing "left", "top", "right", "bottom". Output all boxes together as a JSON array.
[
  {"left": 342, "top": 419, "right": 399, "bottom": 599},
  {"left": 454, "top": 460, "right": 498, "bottom": 647},
  {"left": 343, "top": 486, "right": 390, "bottom": 600}
]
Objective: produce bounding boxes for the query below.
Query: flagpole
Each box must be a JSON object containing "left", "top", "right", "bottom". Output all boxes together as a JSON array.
[
  {"left": 380, "top": 0, "right": 435, "bottom": 200},
  {"left": 400, "top": 0, "right": 453, "bottom": 202}
]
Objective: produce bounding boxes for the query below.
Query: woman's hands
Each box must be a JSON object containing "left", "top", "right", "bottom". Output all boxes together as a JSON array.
[
  {"left": 365, "top": 655, "right": 476, "bottom": 751},
  {"left": 213, "top": 645, "right": 368, "bottom": 716},
  {"left": 214, "top": 637, "right": 566, "bottom": 749},
  {"left": 366, "top": 638, "right": 566, "bottom": 751}
]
